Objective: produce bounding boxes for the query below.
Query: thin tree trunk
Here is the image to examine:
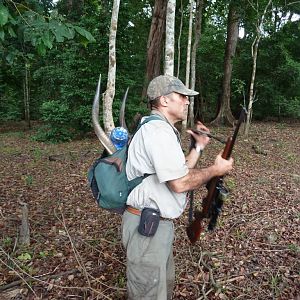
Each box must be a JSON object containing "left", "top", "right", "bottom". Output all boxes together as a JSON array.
[
  {"left": 24, "top": 63, "right": 31, "bottom": 129},
  {"left": 176, "top": 0, "right": 183, "bottom": 78},
  {"left": 103, "top": 0, "right": 120, "bottom": 133},
  {"left": 19, "top": 201, "right": 30, "bottom": 246},
  {"left": 185, "top": 0, "right": 194, "bottom": 87},
  {"left": 244, "top": 36, "right": 259, "bottom": 136},
  {"left": 211, "top": 2, "right": 239, "bottom": 126},
  {"left": 197, "top": 75, "right": 205, "bottom": 121},
  {"left": 143, "top": 0, "right": 167, "bottom": 98},
  {"left": 182, "top": 0, "right": 194, "bottom": 130},
  {"left": 164, "top": 0, "right": 176, "bottom": 76},
  {"left": 244, "top": 0, "right": 272, "bottom": 136},
  {"left": 189, "top": 0, "right": 204, "bottom": 126}
]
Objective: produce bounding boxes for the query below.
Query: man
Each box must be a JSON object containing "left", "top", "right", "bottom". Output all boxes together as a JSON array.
[{"left": 122, "top": 75, "right": 233, "bottom": 300}]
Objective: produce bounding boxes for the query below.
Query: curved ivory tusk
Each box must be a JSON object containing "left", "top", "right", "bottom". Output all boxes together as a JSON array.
[
  {"left": 119, "top": 87, "right": 129, "bottom": 131},
  {"left": 92, "top": 75, "right": 116, "bottom": 155}
]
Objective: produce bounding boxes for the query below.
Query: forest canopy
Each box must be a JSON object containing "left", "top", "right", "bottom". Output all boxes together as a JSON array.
[{"left": 0, "top": 0, "right": 299, "bottom": 142}]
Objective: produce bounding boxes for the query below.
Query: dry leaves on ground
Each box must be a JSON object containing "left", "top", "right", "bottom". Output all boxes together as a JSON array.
[{"left": 0, "top": 121, "right": 299, "bottom": 300}]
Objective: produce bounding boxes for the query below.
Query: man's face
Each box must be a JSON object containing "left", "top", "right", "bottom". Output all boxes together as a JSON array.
[{"left": 164, "top": 92, "right": 190, "bottom": 122}]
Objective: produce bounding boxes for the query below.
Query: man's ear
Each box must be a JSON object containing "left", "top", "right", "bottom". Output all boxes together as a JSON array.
[{"left": 160, "top": 96, "right": 168, "bottom": 107}]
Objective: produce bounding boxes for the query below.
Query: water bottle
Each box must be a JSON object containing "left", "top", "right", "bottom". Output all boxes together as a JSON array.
[{"left": 110, "top": 127, "right": 129, "bottom": 150}]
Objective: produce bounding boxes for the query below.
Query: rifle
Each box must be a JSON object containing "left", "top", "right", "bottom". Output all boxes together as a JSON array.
[{"left": 186, "top": 108, "right": 247, "bottom": 244}]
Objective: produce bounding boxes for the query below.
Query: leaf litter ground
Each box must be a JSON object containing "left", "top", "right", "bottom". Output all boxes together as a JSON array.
[{"left": 0, "top": 121, "right": 299, "bottom": 300}]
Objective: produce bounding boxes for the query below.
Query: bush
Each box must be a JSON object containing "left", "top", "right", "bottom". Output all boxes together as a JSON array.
[
  {"left": 32, "top": 100, "right": 74, "bottom": 143},
  {"left": 71, "top": 105, "right": 92, "bottom": 133},
  {"left": 32, "top": 124, "right": 74, "bottom": 143},
  {"left": 0, "top": 89, "right": 23, "bottom": 121},
  {"left": 281, "top": 97, "right": 300, "bottom": 118},
  {"left": 40, "top": 100, "right": 71, "bottom": 124}
]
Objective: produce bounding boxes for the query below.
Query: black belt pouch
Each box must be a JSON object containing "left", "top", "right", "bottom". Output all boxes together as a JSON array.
[{"left": 138, "top": 207, "right": 160, "bottom": 237}]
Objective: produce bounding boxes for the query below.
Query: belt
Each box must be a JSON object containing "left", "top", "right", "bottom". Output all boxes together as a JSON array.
[
  {"left": 126, "top": 206, "right": 142, "bottom": 216},
  {"left": 126, "top": 206, "right": 173, "bottom": 221}
]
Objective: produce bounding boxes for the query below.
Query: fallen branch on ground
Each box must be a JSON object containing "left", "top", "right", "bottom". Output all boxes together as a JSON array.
[{"left": 0, "top": 268, "right": 80, "bottom": 292}]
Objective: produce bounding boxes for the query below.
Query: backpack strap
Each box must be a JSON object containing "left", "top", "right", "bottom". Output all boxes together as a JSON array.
[
  {"left": 127, "top": 113, "right": 181, "bottom": 191},
  {"left": 135, "top": 113, "right": 181, "bottom": 143},
  {"left": 127, "top": 114, "right": 165, "bottom": 191},
  {"left": 150, "top": 112, "right": 181, "bottom": 144},
  {"left": 134, "top": 114, "right": 164, "bottom": 134}
]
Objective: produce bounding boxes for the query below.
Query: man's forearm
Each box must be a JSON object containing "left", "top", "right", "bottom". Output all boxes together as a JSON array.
[
  {"left": 167, "top": 166, "right": 219, "bottom": 193},
  {"left": 185, "top": 148, "right": 202, "bottom": 168}
]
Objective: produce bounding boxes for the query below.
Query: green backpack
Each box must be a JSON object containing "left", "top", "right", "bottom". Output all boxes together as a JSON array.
[{"left": 87, "top": 115, "right": 163, "bottom": 214}]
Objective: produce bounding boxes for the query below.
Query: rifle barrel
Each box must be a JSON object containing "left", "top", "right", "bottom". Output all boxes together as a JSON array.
[{"left": 190, "top": 129, "right": 226, "bottom": 144}]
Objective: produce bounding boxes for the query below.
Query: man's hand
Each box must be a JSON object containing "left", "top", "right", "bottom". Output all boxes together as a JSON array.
[
  {"left": 187, "top": 121, "right": 211, "bottom": 151},
  {"left": 213, "top": 151, "right": 234, "bottom": 176}
]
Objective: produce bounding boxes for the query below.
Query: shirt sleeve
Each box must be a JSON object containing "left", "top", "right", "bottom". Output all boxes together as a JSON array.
[{"left": 144, "top": 122, "right": 189, "bottom": 183}]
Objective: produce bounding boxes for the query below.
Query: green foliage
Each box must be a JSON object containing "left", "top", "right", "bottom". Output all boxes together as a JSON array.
[
  {"left": 0, "top": 3, "right": 16, "bottom": 42},
  {"left": 288, "top": 243, "right": 300, "bottom": 253},
  {"left": 270, "top": 271, "right": 282, "bottom": 298},
  {"left": 22, "top": 174, "right": 33, "bottom": 186},
  {"left": 233, "top": 19, "right": 300, "bottom": 120},
  {"left": 40, "top": 100, "right": 70, "bottom": 124},
  {"left": 32, "top": 100, "right": 74, "bottom": 142},
  {"left": 32, "top": 124, "right": 74, "bottom": 143},
  {"left": 196, "top": 23, "right": 226, "bottom": 119},
  {"left": 29, "top": 0, "right": 150, "bottom": 136},
  {"left": 72, "top": 105, "right": 92, "bottom": 132},
  {"left": 225, "top": 178, "right": 236, "bottom": 191},
  {"left": 286, "top": 97, "right": 300, "bottom": 118},
  {"left": 0, "top": 3, "right": 10, "bottom": 26},
  {"left": 117, "top": 273, "right": 126, "bottom": 288},
  {"left": 234, "top": 228, "right": 246, "bottom": 240},
  {"left": 32, "top": 99, "right": 94, "bottom": 142},
  {"left": 0, "top": 87, "right": 23, "bottom": 121},
  {"left": 0, "top": 2, "right": 96, "bottom": 58},
  {"left": 38, "top": 251, "right": 48, "bottom": 258},
  {"left": 0, "top": 0, "right": 98, "bottom": 133},
  {"left": 38, "top": 250, "right": 54, "bottom": 258},
  {"left": 277, "top": 96, "right": 300, "bottom": 119},
  {"left": 17, "top": 252, "right": 32, "bottom": 261},
  {"left": 15, "top": 249, "right": 36, "bottom": 275},
  {"left": 1, "top": 236, "right": 13, "bottom": 248},
  {"left": 1, "top": 0, "right": 300, "bottom": 142}
]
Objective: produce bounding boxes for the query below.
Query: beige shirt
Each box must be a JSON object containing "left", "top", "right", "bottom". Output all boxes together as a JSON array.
[{"left": 126, "top": 116, "right": 189, "bottom": 219}]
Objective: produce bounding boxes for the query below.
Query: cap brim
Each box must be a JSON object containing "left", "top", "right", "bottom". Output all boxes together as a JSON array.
[{"left": 173, "top": 87, "right": 199, "bottom": 96}]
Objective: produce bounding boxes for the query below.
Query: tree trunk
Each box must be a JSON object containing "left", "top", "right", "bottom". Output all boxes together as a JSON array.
[
  {"left": 103, "top": 0, "right": 120, "bottom": 134},
  {"left": 197, "top": 75, "right": 205, "bottom": 121},
  {"left": 182, "top": 0, "right": 194, "bottom": 130},
  {"left": 164, "top": 0, "right": 176, "bottom": 76},
  {"left": 176, "top": 0, "right": 184, "bottom": 78},
  {"left": 185, "top": 0, "right": 194, "bottom": 87},
  {"left": 19, "top": 201, "right": 30, "bottom": 246},
  {"left": 211, "top": 2, "right": 239, "bottom": 126},
  {"left": 143, "top": 0, "right": 167, "bottom": 99},
  {"left": 188, "top": 0, "right": 204, "bottom": 126},
  {"left": 244, "top": 36, "right": 259, "bottom": 136},
  {"left": 23, "top": 63, "right": 31, "bottom": 129},
  {"left": 244, "top": 0, "right": 272, "bottom": 136}
]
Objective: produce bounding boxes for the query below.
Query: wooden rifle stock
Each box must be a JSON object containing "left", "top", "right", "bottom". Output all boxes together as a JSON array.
[{"left": 186, "top": 109, "right": 246, "bottom": 244}]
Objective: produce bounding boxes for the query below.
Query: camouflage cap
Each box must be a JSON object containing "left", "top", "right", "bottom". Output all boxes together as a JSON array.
[{"left": 147, "top": 75, "right": 199, "bottom": 101}]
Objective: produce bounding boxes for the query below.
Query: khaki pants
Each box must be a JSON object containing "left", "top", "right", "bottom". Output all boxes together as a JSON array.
[{"left": 122, "top": 210, "right": 175, "bottom": 300}]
